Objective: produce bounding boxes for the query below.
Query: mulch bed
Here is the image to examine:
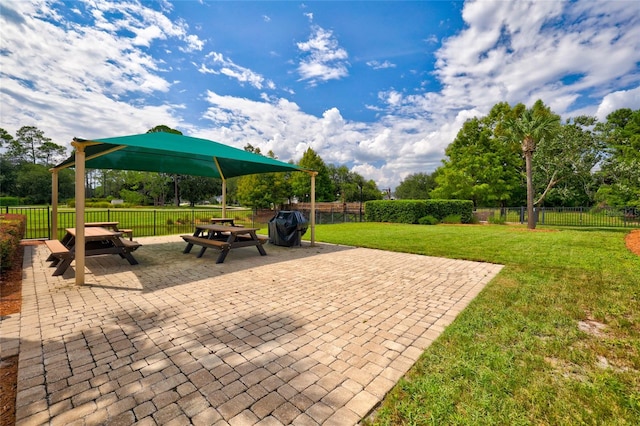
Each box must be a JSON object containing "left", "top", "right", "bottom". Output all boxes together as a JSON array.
[
  {"left": 626, "top": 229, "right": 640, "bottom": 256},
  {"left": 1, "top": 233, "right": 639, "bottom": 426}
]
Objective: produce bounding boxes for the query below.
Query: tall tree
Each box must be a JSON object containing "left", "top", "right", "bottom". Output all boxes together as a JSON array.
[
  {"left": 236, "top": 147, "right": 291, "bottom": 209},
  {"left": 503, "top": 101, "right": 560, "bottom": 228},
  {"left": 432, "top": 103, "right": 524, "bottom": 207},
  {"left": 0, "top": 127, "right": 14, "bottom": 148},
  {"left": 594, "top": 108, "right": 640, "bottom": 207},
  {"left": 532, "top": 116, "right": 603, "bottom": 206},
  {"left": 15, "top": 163, "right": 53, "bottom": 204},
  {"left": 7, "top": 126, "right": 66, "bottom": 166},
  {"left": 327, "top": 164, "right": 351, "bottom": 202},
  {"left": 290, "top": 147, "right": 334, "bottom": 202},
  {"left": 395, "top": 172, "right": 439, "bottom": 200},
  {"left": 180, "top": 176, "right": 221, "bottom": 207}
]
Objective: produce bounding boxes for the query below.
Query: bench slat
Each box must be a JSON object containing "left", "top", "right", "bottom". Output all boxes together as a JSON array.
[
  {"left": 181, "top": 235, "right": 230, "bottom": 249},
  {"left": 45, "top": 240, "right": 70, "bottom": 256},
  {"left": 119, "top": 238, "right": 142, "bottom": 250}
]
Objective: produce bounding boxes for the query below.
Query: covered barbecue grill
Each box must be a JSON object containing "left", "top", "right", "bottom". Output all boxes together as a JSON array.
[{"left": 268, "top": 211, "right": 308, "bottom": 247}]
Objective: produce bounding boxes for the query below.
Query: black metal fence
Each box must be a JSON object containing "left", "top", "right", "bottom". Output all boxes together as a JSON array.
[
  {"left": 475, "top": 206, "right": 640, "bottom": 228},
  {"left": 4, "top": 205, "right": 639, "bottom": 240},
  {"left": 2, "top": 207, "right": 256, "bottom": 240}
]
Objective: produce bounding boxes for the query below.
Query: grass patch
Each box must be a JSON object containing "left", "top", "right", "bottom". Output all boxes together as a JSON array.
[{"left": 307, "top": 223, "right": 640, "bottom": 424}]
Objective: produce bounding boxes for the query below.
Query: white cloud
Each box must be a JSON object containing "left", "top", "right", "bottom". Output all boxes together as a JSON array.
[
  {"left": 428, "top": 0, "right": 640, "bottom": 118},
  {"left": 2, "top": 0, "right": 639, "bottom": 193},
  {"left": 596, "top": 86, "right": 640, "bottom": 120},
  {"left": 366, "top": 60, "right": 396, "bottom": 70},
  {"left": 199, "top": 52, "right": 274, "bottom": 90},
  {"left": 296, "top": 26, "right": 349, "bottom": 84},
  {"left": 0, "top": 0, "right": 195, "bottom": 149}
]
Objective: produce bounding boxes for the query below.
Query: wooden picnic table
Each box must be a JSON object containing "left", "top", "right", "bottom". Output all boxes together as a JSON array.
[
  {"left": 181, "top": 224, "right": 267, "bottom": 264},
  {"left": 210, "top": 218, "right": 236, "bottom": 226},
  {"left": 85, "top": 221, "right": 133, "bottom": 240},
  {"left": 45, "top": 227, "right": 141, "bottom": 276}
]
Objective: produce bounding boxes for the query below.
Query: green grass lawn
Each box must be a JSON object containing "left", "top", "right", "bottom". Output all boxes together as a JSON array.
[{"left": 307, "top": 223, "right": 640, "bottom": 425}]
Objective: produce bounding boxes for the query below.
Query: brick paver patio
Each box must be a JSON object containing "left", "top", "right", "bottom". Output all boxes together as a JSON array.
[{"left": 2, "top": 235, "right": 503, "bottom": 425}]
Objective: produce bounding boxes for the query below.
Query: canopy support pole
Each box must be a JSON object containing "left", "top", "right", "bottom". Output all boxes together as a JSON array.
[
  {"left": 310, "top": 172, "right": 317, "bottom": 246},
  {"left": 51, "top": 169, "right": 58, "bottom": 240},
  {"left": 221, "top": 178, "right": 227, "bottom": 218},
  {"left": 213, "top": 157, "right": 227, "bottom": 218},
  {"left": 72, "top": 142, "right": 86, "bottom": 285}
]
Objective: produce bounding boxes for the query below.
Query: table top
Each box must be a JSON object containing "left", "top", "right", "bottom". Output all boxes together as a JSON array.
[
  {"left": 196, "top": 224, "right": 258, "bottom": 233},
  {"left": 66, "top": 227, "right": 121, "bottom": 238},
  {"left": 85, "top": 221, "right": 119, "bottom": 227},
  {"left": 210, "top": 218, "right": 234, "bottom": 223}
]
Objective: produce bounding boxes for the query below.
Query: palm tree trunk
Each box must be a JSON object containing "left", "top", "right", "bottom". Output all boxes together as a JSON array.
[{"left": 525, "top": 150, "right": 536, "bottom": 229}]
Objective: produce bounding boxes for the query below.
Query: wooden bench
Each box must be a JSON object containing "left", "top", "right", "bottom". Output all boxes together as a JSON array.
[
  {"left": 45, "top": 240, "right": 70, "bottom": 258},
  {"left": 44, "top": 240, "right": 73, "bottom": 276},
  {"left": 181, "top": 235, "right": 231, "bottom": 262},
  {"left": 119, "top": 238, "right": 142, "bottom": 251},
  {"left": 234, "top": 235, "right": 268, "bottom": 244},
  {"left": 120, "top": 229, "right": 133, "bottom": 241}
]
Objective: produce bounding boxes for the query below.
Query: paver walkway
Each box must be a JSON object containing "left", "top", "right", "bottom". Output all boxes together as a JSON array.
[{"left": 3, "top": 235, "right": 503, "bottom": 425}]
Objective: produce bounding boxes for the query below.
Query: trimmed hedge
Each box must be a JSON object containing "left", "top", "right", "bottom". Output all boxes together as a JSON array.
[
  {"left": 365, "top": 200, "right": 474, "bottom": 224},
  {"left": 0, "top": 197, "right": 21, "bottom": 206},
  {"left": 0, "top": 214, "right": 26, "bottom": 275}
]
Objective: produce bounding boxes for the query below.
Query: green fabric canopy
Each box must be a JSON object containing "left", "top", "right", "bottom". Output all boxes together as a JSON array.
[
  {"left": 50, "top": 132, "right": 317, "bottom": 286},
  {"left": 53, "top": 132, "right": 306, "bottom": 178}
]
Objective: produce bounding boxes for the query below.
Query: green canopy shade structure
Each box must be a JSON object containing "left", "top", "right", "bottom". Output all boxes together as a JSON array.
[{"left": 50, "top": 132, "right": 317, "bottom": 285}]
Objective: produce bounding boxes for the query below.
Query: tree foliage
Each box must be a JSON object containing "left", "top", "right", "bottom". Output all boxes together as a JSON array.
[
  {"left": 235, "top": 146, "right": 291, "bottom": 209},
  {"left": 432, "top": 102, "right": 525, "bottom": 207},
  {"left": 5, "top": 126, "right": 66, "bottom": 166},
  {"left": 180, "top": 176, "right": 221, "bottom": 207},
  {"left": 594, "top": 108, "right": 640, "bottom": 207},
  {"left": 395, "top": 172, "right": 439, "bottom": 200},
  {"left": 533, "top": 115, "right": 603, "bottom": 206},
  {"left": 291, "top": 147, "right": 334, "bottom": 202}
]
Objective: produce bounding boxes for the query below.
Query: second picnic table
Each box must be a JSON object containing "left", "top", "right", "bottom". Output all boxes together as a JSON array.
[
  {"left": 45, "top": 227, "right": 141, "bottom": 276},
  {"left": 85, "top": 221, "right": 133, "bottom": 240},
  {"left": 181, "top": 224, "right": 267, "bottom": 263}
]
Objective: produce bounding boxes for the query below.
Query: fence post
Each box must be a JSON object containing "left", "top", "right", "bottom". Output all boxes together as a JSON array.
[
  {"left": 580, "top": 206, "right": 583, "bottom": 225},
  {"left": 520, "top": 206, "right": 525, "bottom": 224},
  {"left": 153, "top": 210, "right": 157, "bottom": 236}
]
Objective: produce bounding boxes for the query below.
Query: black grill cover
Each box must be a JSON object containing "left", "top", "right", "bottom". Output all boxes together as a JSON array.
[{"left": 268, "top": 211, "right": 308, "bottom": 246}]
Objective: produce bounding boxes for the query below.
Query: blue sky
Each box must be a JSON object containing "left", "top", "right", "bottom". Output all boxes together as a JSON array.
[{"left": 1, "top": 0, "right": 639, "bottom": 190}]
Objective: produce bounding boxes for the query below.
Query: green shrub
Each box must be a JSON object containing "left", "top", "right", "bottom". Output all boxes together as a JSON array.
[
  {"left": 418, "top": 215, "right": 439, "bottom": 225},
  {"left": 488, "top": 214, "right": 507, "bottom": 225},
  {"left": 442, "top": 214, "right": 462, "bottom": 224},
  {"left": 0, "top": 214, "right": 26, "bottom": 275},
  {"left": 366, "top": 200, "right": 474, "bottom": 224},
  {"left": 0, "top": 197, "right": 21, "bottom": 206}
]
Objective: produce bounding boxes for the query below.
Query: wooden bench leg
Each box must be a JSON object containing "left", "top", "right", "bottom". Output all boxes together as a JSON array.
[
  {"left": 197, "top": 246, "right": 208, "bottom": 258},
  {"left": 53, "top": 258, "right": 73, "bottom": 276},
  {"left": 215, "top": 248, "right": 230, "bottom": 264},
  {"left": 183, "top": 243, "right": 194, "bottom": 254},
  {"left": 121, "top": 251, "right": 139, "bottom": 265}
]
